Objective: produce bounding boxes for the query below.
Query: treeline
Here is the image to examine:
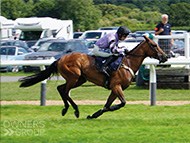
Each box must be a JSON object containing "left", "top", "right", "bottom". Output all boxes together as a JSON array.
[
  {"left": 93, "top": 0, "right": 190, "bottom": 12},
  {"left": 1, "top": 0, "right": 190, "bottom": 32}
]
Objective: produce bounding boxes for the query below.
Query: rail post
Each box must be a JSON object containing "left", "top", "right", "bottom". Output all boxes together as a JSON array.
[
  {"left": 149, "top": 64, "right": 157, "bottom": 106},
  {"left": 40, "top": 65, "right": 47, "bottom": 106}
]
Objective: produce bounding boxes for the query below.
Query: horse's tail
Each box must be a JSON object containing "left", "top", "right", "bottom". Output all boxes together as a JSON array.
[{"left": 19, "top": 59, "right": 59, "bottom": 87}]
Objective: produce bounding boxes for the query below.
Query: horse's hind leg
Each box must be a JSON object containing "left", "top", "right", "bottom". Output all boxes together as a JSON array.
[
  {"left": 57, "top": 83, "right": 79, "bottom": 117},
  {"left": 66, "top": 76, "right": 87, "bottom": 118},
  {"left": 58, "top": 76, "right": 86, "bottom": 118},
  {"left": 57, "top": 84, "right": 70, "bottom": 116}
]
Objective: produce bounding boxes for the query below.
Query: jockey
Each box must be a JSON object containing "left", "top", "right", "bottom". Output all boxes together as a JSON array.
[{"left": 93, "top": 26, "right": 130, "bottom": 76}]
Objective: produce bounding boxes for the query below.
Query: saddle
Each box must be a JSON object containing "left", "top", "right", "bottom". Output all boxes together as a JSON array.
[{"left": 95, "top": 55, "right": 124, "bottom": 89}]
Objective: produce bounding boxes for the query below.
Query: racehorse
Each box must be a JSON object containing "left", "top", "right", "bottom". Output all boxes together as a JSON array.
[{"left": 19, "top": 35, "right": 168, "bottom": 119}]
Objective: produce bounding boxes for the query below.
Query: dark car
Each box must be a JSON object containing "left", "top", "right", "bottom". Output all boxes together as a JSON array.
[
  {"left": 86, "top": 39, "right": 98, "bottom": 55},
  {"left": 86, "top": 39, "right": 97, "bottom": 49},
  {"left": 23, "top": 39, "right": 90, "bottom": 72},
  {"left": 73, "top": 32, "right": 83, "bottom": 39},
  {"left": 31, "top": 38, "right": 59, "bottom": 51},
  {"left": 26, "top": 40, "right": 38, "bottom": 48},
  {"left": 1, "top": 39, "right": 33, "bottom": 52},
  {"left": 171, "top": 40, "right": 185, "bottom": 56}
]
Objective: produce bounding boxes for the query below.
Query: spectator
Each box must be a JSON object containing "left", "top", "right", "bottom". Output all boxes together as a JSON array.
[
  {"left": 155, "top": 14, "right": 173, "bottom": 57},
  {"left": 155, "top": 14, "right": 173, "bottom": 68}
]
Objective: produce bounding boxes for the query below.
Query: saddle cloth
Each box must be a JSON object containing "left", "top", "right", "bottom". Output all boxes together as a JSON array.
[
  {"left": 95, "top": 55, "right": 123, "bottom": 72},
  {"left": 95, "top": 55, "right": 123, "bottom": 89}
]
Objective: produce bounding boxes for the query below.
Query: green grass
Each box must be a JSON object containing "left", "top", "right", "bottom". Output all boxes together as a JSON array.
[
  {"left": 1, "top": 73, "right": 190, "bottom": 143},
  {"left": 1, "top": 80, "right": 190, "bottom": 101},
  {"left": 1, "top": 104, "right": 190, "bottom": 143},
  {"left": 0, "top": 71, "right": 33, "bottom": 76}
]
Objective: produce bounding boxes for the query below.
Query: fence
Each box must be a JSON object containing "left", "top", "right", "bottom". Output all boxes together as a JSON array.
[
  {"left": 147, "top": 33, "right": 189, "bottom": 105},
  {"left": 153, "top": 33, "right": 189, "bottom": 59},
  {"left": 1, "top": 33, "right": 190, "bottom": 106}
]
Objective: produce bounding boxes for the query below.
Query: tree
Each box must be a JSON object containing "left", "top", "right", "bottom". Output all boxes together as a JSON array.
[
  {"left": 54, "top": 0, "right": 102, "bottom": 31},
  {"left": 97, "top": 4, "right": 130, "bottom": 17},
  {"left": 166, "top": 2, "right": 190, "bottom": 26},
  {"left": 24, "top": 0, "right": 35, "bottom": 17},
  {"left": 1, "top": 0, "right": 29, "bottom": 19},
  {"left": 32, "top": 0, "right": 55, "bottom": 17}
]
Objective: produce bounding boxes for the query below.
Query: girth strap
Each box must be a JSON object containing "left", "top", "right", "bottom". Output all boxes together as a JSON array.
[{"left": 121, "top": 64, "right": 135, "bottom": 78}]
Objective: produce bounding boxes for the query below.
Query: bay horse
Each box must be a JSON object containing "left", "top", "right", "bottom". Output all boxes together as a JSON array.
[{"left": 19, "top": 35, "right": 168, "bottom": 119}]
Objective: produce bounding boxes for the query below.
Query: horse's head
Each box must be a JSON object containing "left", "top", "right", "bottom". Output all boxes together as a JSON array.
[{"left": 143, "top": 35, "right": 168, "bottom": 63}]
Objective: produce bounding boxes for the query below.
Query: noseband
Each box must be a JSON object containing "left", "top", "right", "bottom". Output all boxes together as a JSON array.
[
  {"left": 146, "top": 41, "right": 160, "bottom": 57},
  {"left": 146, "top": 40, "right": 168, "bottom": 63}
]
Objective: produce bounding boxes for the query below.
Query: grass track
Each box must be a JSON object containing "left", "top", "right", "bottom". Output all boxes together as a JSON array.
[
  {"left": 1, "top": 81, "right": 190, "bottom": 101},
  {"left": 1, "top": 104, "right": 190, "bottom": 143},
  {"left": 1, "top": 77, "right": 190, "bottom": 142}
]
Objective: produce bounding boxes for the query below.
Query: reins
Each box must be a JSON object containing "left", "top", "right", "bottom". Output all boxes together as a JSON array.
[
  {"left": 126, "top": 53, "right": 146, "bottom": 57},
  {"left": 125, "top": 40, "right": 147, "bottom": 58},
  {"left": 120, "top": 39, "right": 152, "bottom": 78},
  {"left": 125, "top": 39, "right": 158, "bottom": 58}
]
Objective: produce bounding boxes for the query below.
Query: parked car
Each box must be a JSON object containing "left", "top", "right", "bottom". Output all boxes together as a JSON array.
[
  {"left": 98, "top": 27, "right": 119, "bottom": 30},
  {"left": 86, "top": 39, "right": 98, "bottom": 55},
  {"left": 0, "top": 39, "right": 33, "bottom": 52},
  {"left": 171, "top": 30, "right": 188, "bottom": 35},
  {"left": 26, "top": 40, "right": 38, "bottom": 48},
  {"left": 79, "top": 30, "right": 116, "bottom": 41},
  {"left": 31, "top": 38, "right": 56, "bottom": 51},
  {"left": 98, "top": 27, "right": 132, "bottom": 33},
  {"left": 73, "top": 32, "right": 83, "bottom": 39},
  {"left": 118, "top": 37, "right": 144, "bottom": 51},
  {"left": 86, "top": 39, "right": 97, "bottom": 49},
  {"left": 133, "top": 31, "right": 155, "bottom": 37},
  {"left": 171, "top": 40, "right": 185, "bottom": 56},
  {"left": 0, "top": 46, "right": 31, "bottom": 72},
  {"left": 23, "top": 39, "right": 90, "bottom": 72}
]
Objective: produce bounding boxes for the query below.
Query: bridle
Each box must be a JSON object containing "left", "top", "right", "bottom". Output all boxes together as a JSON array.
[
  {"left": 123, "top": 39, "right": 163, "bottom": 68},
  {"left": 122, "top": 38, "right": 167, "bottom": 77},
  {"left": 146, "top": 40, "right": 161, "bottom": 57},
  {"left": 126, "top": 40, "right": 161, "bottom": 58}
]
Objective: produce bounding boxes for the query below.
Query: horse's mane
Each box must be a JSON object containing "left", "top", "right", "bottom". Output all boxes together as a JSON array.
[{"left": 128, "top": 40, "right": 145, "bottom": 54}]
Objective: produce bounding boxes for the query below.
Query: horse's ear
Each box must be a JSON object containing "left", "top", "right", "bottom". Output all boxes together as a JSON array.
[{"left": 143, "top": 35, "right": 150, "bottom": 42}]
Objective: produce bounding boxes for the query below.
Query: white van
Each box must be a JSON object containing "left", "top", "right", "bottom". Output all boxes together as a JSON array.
[
  {"left": 79, "top": 30, "right": 116, "bottom": 41},
  {"left": 0, "top": 16, "right": 15, "bottom": 39},
  {"left": 14, "top": 17, "right": 73, "bottom": 41}
]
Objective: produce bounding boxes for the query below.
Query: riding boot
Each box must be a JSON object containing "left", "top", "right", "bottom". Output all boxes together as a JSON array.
[{"left": 99, "top": 56, "right": 116, "bottom": 77}]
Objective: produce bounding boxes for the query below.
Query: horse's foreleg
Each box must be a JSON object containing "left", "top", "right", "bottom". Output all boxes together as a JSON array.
[
  {"left": 104, "top": 91, "right": 117, "bottom": 109},
  {"left": 87, "top": 92, "right": 117, "bottom": 119},
  {"left": 57, "top": 84, "right": 69, "bottom": 116},
  {"left": 87, "top": 85, "right": 126, "bottom": 119},
  {"left": 107, "top": 85, "right": 126, "bottom": 111}
]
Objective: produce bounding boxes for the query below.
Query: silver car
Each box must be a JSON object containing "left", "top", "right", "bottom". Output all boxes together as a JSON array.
[{"left": 0, "top": 46, "right": 31, "bottom": 72}]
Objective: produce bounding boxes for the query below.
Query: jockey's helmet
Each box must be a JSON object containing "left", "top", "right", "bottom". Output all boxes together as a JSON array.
[{"left": 117, "top": 26, "right": 130, "bottom": 39}]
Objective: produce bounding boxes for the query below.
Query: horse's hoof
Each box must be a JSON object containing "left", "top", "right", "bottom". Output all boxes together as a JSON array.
[
  {"left": 62, "top": 109, "right": 67, "bottom": 116},
  {"left": 87, "top": 115, "right": 93, "bottom": 119},
  {"left": 74, "top": 110, "right": 79, "bottom": 118}
]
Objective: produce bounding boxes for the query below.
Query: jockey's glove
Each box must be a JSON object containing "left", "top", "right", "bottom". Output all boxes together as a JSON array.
[{"left": 124, "top": 49, "right": 130, "bottom": 55}]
